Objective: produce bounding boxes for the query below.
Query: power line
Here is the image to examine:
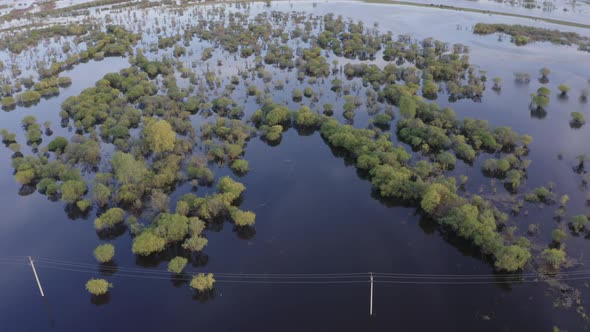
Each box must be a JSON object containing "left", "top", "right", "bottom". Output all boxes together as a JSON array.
[
  {"left": 31, "top": 257, "right": 368, "bottom": 278},
  {"left": 26, "top": 256, "right": 590, "bottom": 279},
  {"left": 3, "top": 256, "right": 590, "bottom": 285}
]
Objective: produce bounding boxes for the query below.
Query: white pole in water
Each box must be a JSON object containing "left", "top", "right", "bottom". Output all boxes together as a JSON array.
[
  {"left": 29, "top": 256, "right": 45, "bottom": 297},
  {"left": 369, "top": 272, "right": 374, "bottom": 316}
]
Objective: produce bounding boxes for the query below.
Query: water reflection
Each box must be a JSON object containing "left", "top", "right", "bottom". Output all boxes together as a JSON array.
[
  {"left": 96, "top": 223, "right": 127, "bottom": 240},
  {"left": 170, "top": 275, "right": 189, "bottom": 288},
  {"left": 90, "top": 293, "right": 111, "bottom": 306},
  {"left": 18, "top": 184, "right": 36, "bottom": 196},
  {"left": 98, "top": 262, "right": 118, "bottom": 276},
  {"left": 64, "top": 203, "right": 91, "bottom": 221},
  {"left": 192, "top": 289, "right": 216, "bottom": 303},
  {"left": 234, "top": 225, "right": 256, "bottom": 240},
  {"left": 529, "top": 107, "right": 547, "bottom": 119},
  {"left": 190, "top": 253, "right": 209, "bottom": 268}
]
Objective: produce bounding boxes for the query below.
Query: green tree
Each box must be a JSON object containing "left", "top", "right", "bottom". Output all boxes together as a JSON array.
[
  {"left": 531, "top": 87, "right": 550, "bottom": 110},
  {"left": 190, "top": 273, "right": 215, "bottom": 292},
  {"left": 111, "top": 151, "right": 148, "bottom": 184},
  {"left": 571, "top": 112, "right": 585, "bottom": 127},
  {"left": 552, "top": 228, "right": 567, "bottom": 244},
  {"left": 150, "top": 190, "right": 170, "bottom": 212},
  {"left": 293, "top": 105, "right": 321, "bottom": 127},
  {"left": 176, "top": 200, "right": 190, "bottom": 216},
  {"left": 542, "top": 248, "right": 566, "bottom": 269},
  {"left": 539, "top": 67, "right": 551, "bottom": 81},
  {"left": 94, "top": 208, "right": 125, "bottom": 230},
  {"left": 76, "top": 199, "right": 91, "bottom": 212},
  {"left": 153, "top": 213, "right": 189, "bottom": 244},
  {"left": 85, "top": 278, "right": 112, "bottom": 295},
  {"left": 93, "top": 244, "right": 115, "bottom": 263},
  {"left": 132, "top": 231, "right": 166, "bottom": 256},
  {"left": 558, "top": 84, "right": 570, "bottom": 96},
  {"left": 92, "top": 183, "right": 111, "bottom": 207},
  {"left": 216, "top": 176, "right": 246, "bottom": 201},
  {"left": 230, "top": 208, "right": 256, "bottom": 226},
  {"left": 143, "top": 118, "right": 176, "bottom": 153},
  {"left": 182, "top": 236, "right": 208, "bottom": 252},
  {"left": 47, "top": 136, "right": 68, "bottom": 152},
  {"left": 231, "top": 159, "right": 249, "bottom": 173},
  {"left": 168, "top": 256, "right": 188, "bottom": 274},
  {"left": 570, "top": 215, "right": 590, "bottom": 234},
  {"left": 494, "top": 245, "right": 531, "bottom": 271},
  {"left": 399, "top": 95, "right": 417, "bottom": 119},
  {"left": 60, "top": 180, "right": 87, "bottom": 203}
]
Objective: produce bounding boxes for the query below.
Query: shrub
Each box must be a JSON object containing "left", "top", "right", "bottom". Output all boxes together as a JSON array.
[
  {"left": 132, "top": 231, "right": 166, "bottom": 256},
  {"left": 168, "top": 256, "right": 188, "bottom": 274},
  {"left": 190, "top": 273, "right": 215, "bottom": 292},
  {"left": 93, "top": 244, "right": 115, "bottom": 263},
  {"left": 94, "top": 208, "right": 125, "bottom": 230},
  {"left": 85, "top": 278, "right": 112, "bottom": 295},
  {"left": 60, "top": 180, "right": 87, "bottom": 203},
  {"left": 231, "top": 159, "right": 249, "bottom": 173},
  {"left": 230, "top": 208, "right": 256, "bottom": 226},
  {"left": 542, "top": 248, "right": 566, "bottom": 269},
  {"left": 47, "top": 136, "right": 68, "bottom": 152}
]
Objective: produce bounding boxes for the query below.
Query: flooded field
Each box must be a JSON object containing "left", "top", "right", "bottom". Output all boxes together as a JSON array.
[{"left": 0, "top": 1, "right": 589, "bottom": 331}]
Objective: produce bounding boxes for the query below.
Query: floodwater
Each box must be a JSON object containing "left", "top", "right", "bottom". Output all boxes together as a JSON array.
[
  {"left": 0, "top": 1, "right": 589, "bottom": 331},
  {"left": 372, "top": 0, "right": 590, "bottom": 26}
]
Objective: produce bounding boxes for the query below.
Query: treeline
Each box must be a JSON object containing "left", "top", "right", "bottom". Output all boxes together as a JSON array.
[{"left": 474, "top": 23, "right": 590, "bottom": 50}]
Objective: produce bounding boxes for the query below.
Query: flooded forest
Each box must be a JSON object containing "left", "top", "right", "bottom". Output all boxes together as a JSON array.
[{"left": 0, "top": 0, "right": 589, "bottom": 331}]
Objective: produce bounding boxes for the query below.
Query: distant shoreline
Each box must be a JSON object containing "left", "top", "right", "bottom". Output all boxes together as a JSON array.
[{"left": 360, "top": 0, "right": 590, "bottom": 29}]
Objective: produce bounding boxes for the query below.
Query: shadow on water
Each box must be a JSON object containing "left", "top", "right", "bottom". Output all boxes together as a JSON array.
[
  {"left": 64, "top": 203, "right": 91, "bottom": 221},
  {"left": 530, "top": 107, "right": 547, "bottom": 119},
  {"left": 234, "top": 225, "right": 256, "bottom": 240},
  {"left": 98, "top": 262, "right": 118, "bottom": 276},
  {"left": 191, "top": 289, "right": 216, "bottom": 303},
  {"left": 96, "top": 223, "right": 127, "bottom": 240},
  {"left": 170, "top": 275, "right": 189, "bottom": 288},
  {"left": 90, "top": 293, "right": 111, "bottom": 306},
  {"left": 18, "top": 184, "right": 36, "bottom": 196},
  {"left": 190, "top": 252, "right": 209, "bottom": 268}
]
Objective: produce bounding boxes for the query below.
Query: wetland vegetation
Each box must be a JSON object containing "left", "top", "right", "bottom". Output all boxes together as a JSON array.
[{"left": 1, "top": 0, "right": 590, "bottom": 331}]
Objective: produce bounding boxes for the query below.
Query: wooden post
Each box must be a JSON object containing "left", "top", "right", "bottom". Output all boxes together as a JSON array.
[
  {"left": 29, "top": 256, "right": 45, "bottom": 297},
  {"left": 369, "top": 272, "right": 374, "bottom": 316}
]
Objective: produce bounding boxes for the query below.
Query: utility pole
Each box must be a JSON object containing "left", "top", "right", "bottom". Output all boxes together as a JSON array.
[
  {"left": 29, "top": 256, "right": 45, "bottom": 297},
  {"left": 369, "top": 272, "right": 374, "bottom": 316}
]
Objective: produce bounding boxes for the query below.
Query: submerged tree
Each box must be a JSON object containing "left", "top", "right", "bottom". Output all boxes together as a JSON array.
[
  {"left": 93, "top": 244, "right": 115, "bottom": 263},
  {"left": 557, "top": 84, "right": 570, "bottom": 97},
  {"left": 539, "top": 67, "right": 551, "bottom": 83},
  {"left": 143, "top": 118, "right": 176, "bottom": 154},
  {"left": 190, "top": 273, "right": 215, "bottom": 292},
  {"left": 492, "top": 77, "right": 502, "bottom": 91},
  {"left": 85, "top": 278, "right": 112, "bottom": 295},
  {"left": 542, "top": 248, "right": 566, "bottom": 269},
  {"left": 570, "top": 112, "right": 585, "bottom": 128},
  {"left": 530, "top": 87, "right": 550, "bottom": 110},
  {"left": 167, "top": 256, "right": 188, "bottom": 274}
]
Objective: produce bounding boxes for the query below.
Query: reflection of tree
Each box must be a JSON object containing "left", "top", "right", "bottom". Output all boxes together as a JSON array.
[
  {"left": 190, "top": 252, "right": 209, "bottom": 268},
  {"left": 234, "top": 225, "right": 256, "bottom": 240},
  {"left": 573, "top": 155, "right": 588, "bottom": 174},
  {"left": 90, "top": 293, "right": 111, "bottom": 306},
  {"left": 96, "top": 223, "right": 127, "bottom": 240},
  {"left": 11, "top": 151, "right": 23, "bottom": 159},
  {"left": 530, "top": 107, "right": 547, "bottom": 119},
  {"left": 170, "top": 275, "right": 189, "bottom": 288},
  {"left": 99, "top": 262, "right": 118, "bottom": 276},
  {"left": 18, "top": 184, "right": 36, "bottom": 196},
  {"left": 192, "top": 289, "right": 216, "bottom": 303},
  {"left": 64, "top": 203, "right": 91, "bottom": 220}
]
